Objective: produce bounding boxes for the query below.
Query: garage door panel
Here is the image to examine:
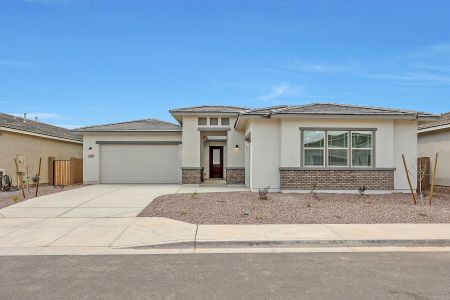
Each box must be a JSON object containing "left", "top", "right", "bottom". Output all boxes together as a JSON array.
[{"left": 100, "top": 144, "right": 181, "bottom": 183}]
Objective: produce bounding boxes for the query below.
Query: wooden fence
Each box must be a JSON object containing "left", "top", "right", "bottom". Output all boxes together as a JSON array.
[{"left": 48, "top": 157, "right": 83, "bottom": 186}]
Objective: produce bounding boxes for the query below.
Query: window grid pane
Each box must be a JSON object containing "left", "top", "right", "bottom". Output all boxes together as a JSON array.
[
  {"left": 221, "top": 118, "right": 230, "bottom": 125},
  {"left": 198, "top": 118, "right": 207, "bottom": 125},
  {"left": 302, "top": 129, "right": 373, "bottom": 168},
  {"left": 210, "top": 118, "right": 218, "bottom": 126}
]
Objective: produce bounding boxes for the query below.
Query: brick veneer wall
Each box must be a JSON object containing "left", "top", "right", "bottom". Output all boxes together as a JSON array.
[
  {"left": 226, "top": 168, "right": 245, "bottom": 184},
  {"left": 435, "top": 185, "right": 450, "bottom": 194},
  {"left": 280, "top": 168, "right": 395, "bottom": 190},
  {"left": 182, "top": 169, "right": 202, "bottom": 184}
]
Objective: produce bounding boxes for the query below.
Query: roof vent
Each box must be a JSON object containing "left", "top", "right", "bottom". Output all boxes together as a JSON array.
[{"left": 23, "top": 113, "right": 27, "bottom": 123}]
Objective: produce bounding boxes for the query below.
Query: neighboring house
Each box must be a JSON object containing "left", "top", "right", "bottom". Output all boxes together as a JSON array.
[
  {"left": 418, "top": 112, "right": 450, "bottom": 193},
  {"left": 0, "top": 113, "right": 83, "bottom": 186},
  {"left": 75, "top": 103, "right": 439, "bottom": 192}
]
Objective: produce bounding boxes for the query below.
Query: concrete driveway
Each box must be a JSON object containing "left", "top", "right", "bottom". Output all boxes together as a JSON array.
[
  {"left": 0, "top": 184, "right": 249, "bottom": 255},
  {"left": 0, "top": 184, "right": 183, "bottom": 218}
]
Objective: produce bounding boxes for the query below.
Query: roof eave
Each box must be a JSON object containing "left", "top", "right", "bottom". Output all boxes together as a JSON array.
[
  {"left": 0, "top": 126, "right": 82, "bottom": 144},
  {"left": 74, "top": 129, "right": 182, "bottom": 133}
]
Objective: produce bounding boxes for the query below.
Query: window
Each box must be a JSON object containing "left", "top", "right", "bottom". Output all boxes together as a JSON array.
[
  {"left": 209, "top": 118, "right": 218, "bottom": 126},
  {"left": 198, "top": 118, "right": 207, "bottom": 125},
  {"left": 303, "top": 131, "right": 325, "bottom": 166},
  {"left": 327, "top": 131, "right": 349, "bottom": 166},
  {"left": 221, "top": 117, "right": 230, "bottom": 125},
  {"left": 302, "top": 129, "right": 374, "bottom": 167},
  {"left": 352, "top": 131, "right": 372, "bottom": 167}
]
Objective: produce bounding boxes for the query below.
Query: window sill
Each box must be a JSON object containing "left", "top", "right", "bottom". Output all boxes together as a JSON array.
[{"left": 279, "top": 167, "right": 396, "bottom": 171}]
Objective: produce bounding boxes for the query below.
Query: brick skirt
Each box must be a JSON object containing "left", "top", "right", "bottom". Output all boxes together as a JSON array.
[{"left": 280, "top": 168, "right": 394, "bottom": 190}]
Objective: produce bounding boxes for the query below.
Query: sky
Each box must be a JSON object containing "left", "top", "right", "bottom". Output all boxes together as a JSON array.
[{"left": 1, "top": 0, "right": 450, "bottom": 128}]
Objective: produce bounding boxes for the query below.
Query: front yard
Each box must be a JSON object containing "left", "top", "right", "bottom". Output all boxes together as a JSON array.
[{"left": 138, "top": 192, "right": 450, "bottom": 224}]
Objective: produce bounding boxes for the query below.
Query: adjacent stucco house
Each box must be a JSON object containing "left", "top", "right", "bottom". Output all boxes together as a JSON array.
[
  {"left": 75, "top": 103, "right": 438, "bottom": 192},
  {"left": 0, "top": 113, "right": 83, "bottom": 186},
  {"left": 418, "top": 113, "right": 450, "bottom": 193}
]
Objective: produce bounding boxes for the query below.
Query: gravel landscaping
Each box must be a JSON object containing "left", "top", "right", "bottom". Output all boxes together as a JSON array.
[
  {"left": 0, "top": 184, "right": 86, "bottom": 209},
  {"left": 138, "top": 192, "right": 450, "bottom": 224}
]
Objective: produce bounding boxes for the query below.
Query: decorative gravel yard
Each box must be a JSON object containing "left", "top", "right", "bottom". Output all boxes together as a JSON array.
[{"left": 138, "top": 192, "right": 450, "bottom": 224}]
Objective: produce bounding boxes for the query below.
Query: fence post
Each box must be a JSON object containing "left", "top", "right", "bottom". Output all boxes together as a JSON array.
[
  {"left": 48, "top": 157, "right": 55, "bottom": 186},
  {"left": 70, "top": 157, "right": 76, "bottom": 185}
]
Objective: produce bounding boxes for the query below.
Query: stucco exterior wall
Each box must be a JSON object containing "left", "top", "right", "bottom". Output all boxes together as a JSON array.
[
  {"left": 226, "top": 117, "right": 245, "bottom": 168},
  {"left": 245, "top": 117, "right": 417, "bottom": 192},
  {"left": 181, "top": 117, "right": 201, "bottom": 167},
  {"left": 0, "top": 130, "right": 82, "bottom": 186},
  {"left": 82, "top": 132, "right": 181, "bottom": 183},
  {"left": 418, "top": 129, "right": 450, "bottom": 187},
  {"left": 248, "top": 119, "right": 281, "bottom": 191},
  {"left": 394, "top": 120, "right": 418, "bottom": 191}
]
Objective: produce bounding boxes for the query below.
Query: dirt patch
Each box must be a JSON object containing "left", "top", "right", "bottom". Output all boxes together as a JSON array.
[
  {"left": 138, "top": 192, "right": 450, "bottom": 224},
  {"left": 0, "top": 184, "right": 87, "bottom": 209}
]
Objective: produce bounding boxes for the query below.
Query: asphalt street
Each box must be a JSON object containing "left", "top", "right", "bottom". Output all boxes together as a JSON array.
[{"left": 0, "top": 252, "right": 449, "bottom": 299}]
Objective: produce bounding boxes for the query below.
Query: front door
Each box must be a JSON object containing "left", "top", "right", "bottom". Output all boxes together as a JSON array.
[{"left": 209, "top": 146, "right": 223, "bottom": 179}]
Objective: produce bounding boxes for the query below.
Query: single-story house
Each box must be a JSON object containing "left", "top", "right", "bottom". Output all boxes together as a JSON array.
[
  {"left": 418, "top": 112, "right": 450, "bottom": 193},
  {"left": 75, "top": 103, "right": 439, "bottom": 192},
  {"left": 0, "top": 113, "right": 83, "bottom": 186}
]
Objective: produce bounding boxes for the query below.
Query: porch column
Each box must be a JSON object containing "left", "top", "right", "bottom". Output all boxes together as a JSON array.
[{"left": 181, "top": 117, "right": 202, "bottom": 184}]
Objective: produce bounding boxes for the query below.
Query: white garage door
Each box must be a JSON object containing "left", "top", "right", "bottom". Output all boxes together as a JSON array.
[{"left": 100, "top": 144, "right": 181, "bottom": 183}]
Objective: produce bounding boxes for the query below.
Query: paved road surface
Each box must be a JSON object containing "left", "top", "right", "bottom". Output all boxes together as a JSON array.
[{"left": 0, "top": 252, "right": 449, "bottom": 299}]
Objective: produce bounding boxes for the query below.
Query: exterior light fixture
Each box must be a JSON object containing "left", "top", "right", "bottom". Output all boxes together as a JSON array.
[
  {"left": 235, "top": 144, "right": 239, "bottom": 149},
  {"left": 88, "top": 147, "right": 93, "bottom": 153}
]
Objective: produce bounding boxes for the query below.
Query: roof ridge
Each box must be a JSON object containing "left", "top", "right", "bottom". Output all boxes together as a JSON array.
[
  {"left": 308, "top": 102, "right": 421, "bottom": 114},
  {"left": 146, "top": 117, "right": 181, "bottom": 127},
  {"left": 74, "top": 117, "right": 175, "bottom": 130},
  {"left": 170, "top": 105, "right": 249, "bottom": 112}
]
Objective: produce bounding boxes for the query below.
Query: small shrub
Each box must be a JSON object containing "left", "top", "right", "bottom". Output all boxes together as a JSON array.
[
  {"left": 306, "top": 203, "right": 311, "bottom": 208},
  {"left": 258, "top": 186, "right": 270, "bottom": 200},
  {"left": 418, "top": 212, "right": 427, "bottom": 218},
  {"left": 11, "top": 195, "right": 20, "bottom": 202},
  {"left": 335, "top": 215, "right": 342, "bottom": 219},
  {"left": 181, "top": 209, "right": 187, "bottom": 215},
  {"left": 191, "top": 191, "right": 198, "bottom": 199},
  {"left": 310, "top": 184, "right": 319, "bottom": 200},
  {"left": 358, "top": 186, "right": 367, "bottom": 197}
]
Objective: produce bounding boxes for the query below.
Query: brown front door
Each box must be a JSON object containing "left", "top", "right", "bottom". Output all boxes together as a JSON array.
[{"left": 209, "top": 146, "right": 223, "bottom": 179}]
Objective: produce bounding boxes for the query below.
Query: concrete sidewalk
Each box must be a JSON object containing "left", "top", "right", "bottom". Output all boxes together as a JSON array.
[{"left": 1, "top": 216, "right": 450, "bottom": 255}]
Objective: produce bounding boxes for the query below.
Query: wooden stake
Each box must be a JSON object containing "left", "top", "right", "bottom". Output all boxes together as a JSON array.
[
  {"left": 35, "top": 157, "right": 42, "bottom": 197},
  {"left": 14, "top": 158, "right": 26, "bottom": 199},
  {"left": 429, "top": 153, "right": 438, "bottom": 205},
  {"left": 402, "top": 154, "right": 416, "bottom": 205}
]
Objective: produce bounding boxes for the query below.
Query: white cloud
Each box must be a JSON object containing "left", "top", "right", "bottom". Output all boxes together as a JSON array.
[
  {"left": 288, "top": 60, "right": 354, "bottom": 73},
  {"left": 258, "top": 83, "right": 305, "bottom": 101}
]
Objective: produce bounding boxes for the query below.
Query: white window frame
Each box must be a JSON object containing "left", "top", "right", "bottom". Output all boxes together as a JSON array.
[
  {"left": 301, "top": 128, "right": 376, "bottom": 168},
  {"left": 351, "top": 131, "right": 373, "bottom": 168},
  {"left": 303, "top": 130, "right": 326, "bottom": 167},
  {"left": 327, "top": 131, "right": 350, "bottom": 167}
]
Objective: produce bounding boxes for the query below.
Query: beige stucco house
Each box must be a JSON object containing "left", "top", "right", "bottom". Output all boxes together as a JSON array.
[
  {"left": 76, "top": 103, "right": 438, "bottom": 192},
  {"left": 0, "top": 113, "right": 83, "bottom": 186},
  {"left": 418, "top": 113, "right": 450, "bottom": 193}
]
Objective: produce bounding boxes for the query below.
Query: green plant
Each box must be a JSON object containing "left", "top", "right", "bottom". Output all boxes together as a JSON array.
[
  {"left": 191, "top": 191, "right": 198, "bottom": 199},
  {"left": 11, "top": 195, "right": 20, "bottom": 202},
  {"left": 306, "top": 203, "right": 311, "bottom": 208},
  {"left": 258, "top": 186, "right": 269, "bottom": 200},
  {"left": 418, "top": 212, "right": 427, "bottom": 217}
]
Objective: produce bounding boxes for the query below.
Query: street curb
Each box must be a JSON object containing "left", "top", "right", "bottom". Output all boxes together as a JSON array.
[{"left": 123, "top": 239, "right": 450, "bottom": 250}]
